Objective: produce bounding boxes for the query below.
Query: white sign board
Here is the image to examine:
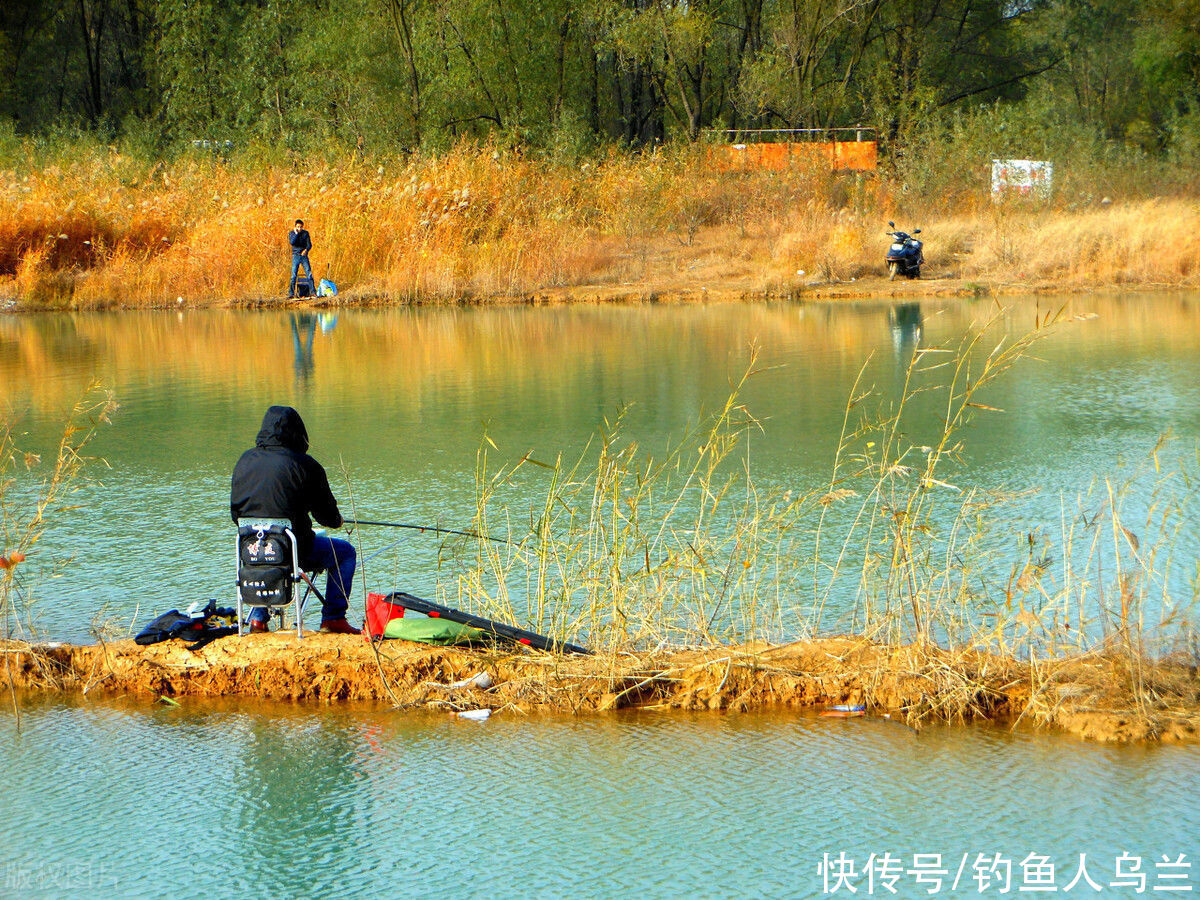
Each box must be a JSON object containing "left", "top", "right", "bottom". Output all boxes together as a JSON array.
[{"left": 991, "top": 159, "right": 1053, "bottom": 198}]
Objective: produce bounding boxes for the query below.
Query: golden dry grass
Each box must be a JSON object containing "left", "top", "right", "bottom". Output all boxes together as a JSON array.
[
  {"left": 5, "top": 143, "right": 1195, "bottom": 308},
  {"left": 0, "top": 145, "right": 802, "bottom": 306},
  {"left": 932, "top": 200, "right": 1200, "bottom": 286}
]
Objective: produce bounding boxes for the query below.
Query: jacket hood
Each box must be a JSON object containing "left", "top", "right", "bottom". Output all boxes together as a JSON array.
[{"left": 255, "top": 406, "right": 309, "bottom": 454}]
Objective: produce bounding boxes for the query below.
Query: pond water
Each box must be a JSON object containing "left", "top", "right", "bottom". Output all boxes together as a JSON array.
[
  {"left": 2, "top": 297, "right": 1200, "bottom": 897},
  {"left": 3, "top": 296, "right": 1198, "bottom": 642},
  {"left": 3, "top": 698, "right": 1198, "bottom": 898}
]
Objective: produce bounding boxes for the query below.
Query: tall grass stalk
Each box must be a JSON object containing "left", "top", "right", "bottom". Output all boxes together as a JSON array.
[
  {"left": 437, "top": 309, "right": 1195, "bottom": 727},
  {"left": 1, "top": 386, "right": 118, "bottom": 724}
]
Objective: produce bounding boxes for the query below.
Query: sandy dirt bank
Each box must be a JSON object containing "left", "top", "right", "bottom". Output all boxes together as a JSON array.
[
  {"left": 273, "top": 269, "right": 1185, "bottom": 311},
  {"left": 5, "top": 634, "right": 1198, "bottom": 744}
]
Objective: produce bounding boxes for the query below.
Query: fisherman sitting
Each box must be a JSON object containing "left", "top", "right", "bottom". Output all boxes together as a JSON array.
[{"left": 231, "top": 405, "right": 360, "bottom": 634}]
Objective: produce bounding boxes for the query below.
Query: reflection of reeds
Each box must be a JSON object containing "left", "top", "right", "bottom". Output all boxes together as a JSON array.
[
  {"left": 434, "top": 310, "right": 1198, "bottom": 733},
  {"left": 8, "top": 293, "right": 1200, "bottom": 417}
]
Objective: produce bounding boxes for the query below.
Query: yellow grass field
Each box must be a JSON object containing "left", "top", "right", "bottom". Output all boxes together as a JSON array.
[{"left": 1, "top": 143, "right": 1198, "bottom": 308}]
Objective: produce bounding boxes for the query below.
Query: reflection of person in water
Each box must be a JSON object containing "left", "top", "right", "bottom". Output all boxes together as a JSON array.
[
  {"left": 290, "top": 313, "right": 318, "bottom": 381},
  {"left": 290, "top": 313, "right": 339, "bottom": 382},
  {"left": 236, "top": 713, "right": 365, "bottom": 886}
]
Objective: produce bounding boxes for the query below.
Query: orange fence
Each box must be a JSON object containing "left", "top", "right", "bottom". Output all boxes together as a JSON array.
[{"left": 710, "top": 141, "right": 877, "bottom": 172}]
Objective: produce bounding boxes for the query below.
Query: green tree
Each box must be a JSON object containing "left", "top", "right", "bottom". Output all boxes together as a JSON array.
[
  {"left": 1020, "top": 0, "right": 1140, "bottom": 138},
  {"left": 863, "top": 0, "right": 1055, "bottom": 147},
  {"left": 737, "top": 0, "right": 883, "bottom": 129},
  {"left": 1133, "top": 0, "right": 1200, "bottom": 148},
  {"left": 156, "top": 0, "right": 242, "bottom": 135},
  {"left": 1, "top": 0, "right": 152, "bottom": 130}
]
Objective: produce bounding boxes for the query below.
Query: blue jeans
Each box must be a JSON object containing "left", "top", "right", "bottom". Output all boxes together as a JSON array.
[
  {"left": 249, "top": 535, "right": 356, "bottom": 623},
  {"left": 289, "top": 252, "right": 312, "bottom": 296}
]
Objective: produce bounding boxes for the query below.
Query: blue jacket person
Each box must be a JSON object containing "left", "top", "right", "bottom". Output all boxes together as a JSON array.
[{"left": 288, "top": 219, "right": 313, "bottom": 298}]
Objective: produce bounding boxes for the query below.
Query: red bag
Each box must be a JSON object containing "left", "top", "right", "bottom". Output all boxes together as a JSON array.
[{"left": 364, "top": 592, "right": 406, "bottom": 639}]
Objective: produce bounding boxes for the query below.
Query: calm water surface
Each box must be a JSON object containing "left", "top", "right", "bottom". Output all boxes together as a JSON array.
[
  {"left": 3, "top": 296, "right": 1199, "bottom": 640},
  {"left": 3, "top": 297, "right": 1200, "bottom": 897},
  {"left": 3, "top": 699, "right": 1198, "bottom": 899}
]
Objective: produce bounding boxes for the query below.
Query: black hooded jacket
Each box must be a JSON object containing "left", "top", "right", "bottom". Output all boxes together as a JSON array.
[{"left": 230, "top": 406, "right": 342, "bottom": 566}]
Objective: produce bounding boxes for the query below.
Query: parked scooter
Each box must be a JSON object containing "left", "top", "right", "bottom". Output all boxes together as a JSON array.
[{"left": 885, "top": 222, "right": 924, "bottom": 280}]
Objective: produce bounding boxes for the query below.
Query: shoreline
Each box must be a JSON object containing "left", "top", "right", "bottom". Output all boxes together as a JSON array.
[
  {"left": 4, "top": 273, "right": 1194, "bottom": 315},
  {"left": 511, "top": 275, "right": 1198, "bottom": 306},
  {"left": 6, "top": 634, "right": 1198, "bottom": 744}
]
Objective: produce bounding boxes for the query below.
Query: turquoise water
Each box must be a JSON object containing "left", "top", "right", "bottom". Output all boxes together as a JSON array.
[
  {"left": 3, "top": 698, "right": 1198, "bottom": 898},
  {"left": 4, "top": 297, "right": 1199, "bottom": 643},
  {"left": 2, "top": 298, "right": 1200, "bottom": 897}
]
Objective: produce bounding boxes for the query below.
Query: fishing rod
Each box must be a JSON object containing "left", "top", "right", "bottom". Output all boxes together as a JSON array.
[{"left": 346, "top": 519, "right": 512, "bottom": 545}]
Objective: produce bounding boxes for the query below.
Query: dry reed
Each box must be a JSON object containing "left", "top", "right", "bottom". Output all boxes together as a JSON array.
[
  {"left": 1, "top": 386, "right": 118, "bottom": 724},
  {"left": 402, "top": 308, "right": 1200, "bottom": 734},
  {"left": 3, "top": 141, "right": 1199, "bottom": 309}
]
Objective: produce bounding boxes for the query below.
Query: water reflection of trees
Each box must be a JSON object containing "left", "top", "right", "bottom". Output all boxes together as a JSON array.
[
  {"left": 0, "top": 315, "right": 101, "bottom": 402},
  {"left": 6, "top": 296, "right": 1200, "bottom": 413}
]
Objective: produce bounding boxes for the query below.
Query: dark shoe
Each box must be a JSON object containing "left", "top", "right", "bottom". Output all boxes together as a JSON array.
[
  {"left": 320, "top": 618, "right": 361, "bottom": 635},
  {"left": 249, "top": 620, "right": 269, "bottom": 634}
]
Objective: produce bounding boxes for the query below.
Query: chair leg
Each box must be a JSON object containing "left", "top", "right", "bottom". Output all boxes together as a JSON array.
[
  {"left": 296, "top": 572, "right": 325, "bottom": 639},
  {"left": 297, "top": 575, "right": 317, "bottom": 639}
]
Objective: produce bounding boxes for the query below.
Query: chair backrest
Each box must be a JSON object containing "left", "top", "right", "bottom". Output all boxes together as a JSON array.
[{"left": 236, "top": 519, "right": 300, "bottom": 610}]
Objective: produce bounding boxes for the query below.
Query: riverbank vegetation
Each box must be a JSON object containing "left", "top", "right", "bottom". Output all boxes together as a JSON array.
[
  {"left": 3, "top": 0, "right": 1200, "bottom": 307},
  {"left": 1, "top": 386, "right": 117, "bottom": 726},
  {"left": 1, "top": 138, "right": 1199, "bottom": 308},
  {"left": 422, "top": 310, "right": 1198, "bottom": 738},
  {"left": 5, "top": 312, "right": 1197, "bottom": 741}
]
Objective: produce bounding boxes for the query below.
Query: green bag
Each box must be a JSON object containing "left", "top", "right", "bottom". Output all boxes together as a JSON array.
[{"left": 382, "top": 616, "right": 485, "bottom": 645}]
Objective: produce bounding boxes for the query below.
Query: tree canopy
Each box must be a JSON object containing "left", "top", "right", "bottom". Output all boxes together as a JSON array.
[{"left": 2, "top": 0, "right": 1197, "bottom": 155}]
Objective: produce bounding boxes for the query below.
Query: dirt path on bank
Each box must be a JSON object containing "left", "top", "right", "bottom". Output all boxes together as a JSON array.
[
  {"left": 320, "top": 270, "right": 1166, "bottom": 310},
  {"left": 6, "top": 634, "right": 1198, "bottom": 743}
]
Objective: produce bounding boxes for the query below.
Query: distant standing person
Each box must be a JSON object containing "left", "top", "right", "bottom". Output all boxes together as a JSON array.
[{"left": 288, "top": 218, "right": 313, "bottom": 298}]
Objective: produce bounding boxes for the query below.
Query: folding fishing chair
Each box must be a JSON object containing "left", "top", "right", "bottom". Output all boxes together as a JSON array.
[
  {"left": 235, "top": 518, "right": 321, "bottom": 637},
  {"left": 294, "top": 271, "right": 317, "bottom": 298}
]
